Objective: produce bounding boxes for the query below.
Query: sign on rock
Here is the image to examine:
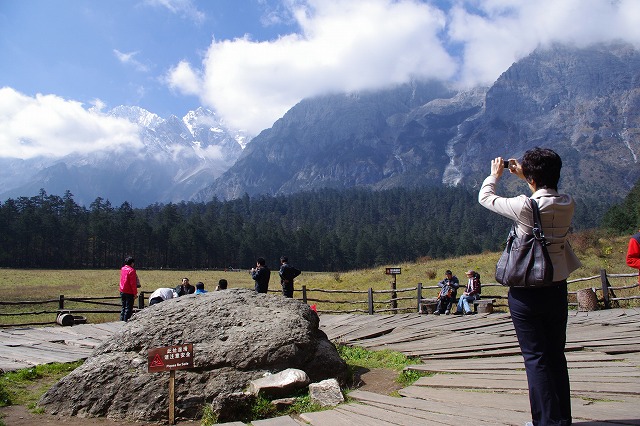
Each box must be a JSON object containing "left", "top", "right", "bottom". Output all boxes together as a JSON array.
[{"left": 148, "top": 344, "right": 194, "bottom": 373}]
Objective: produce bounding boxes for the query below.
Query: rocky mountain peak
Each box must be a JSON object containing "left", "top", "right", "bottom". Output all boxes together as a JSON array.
[{"left": 198, "top": 42, "right": 640, "bottom": 208}]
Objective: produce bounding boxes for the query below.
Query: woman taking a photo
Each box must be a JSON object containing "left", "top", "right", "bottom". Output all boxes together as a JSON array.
[{"left": 479, "top": 147, "right": 581, "bottom": 426}]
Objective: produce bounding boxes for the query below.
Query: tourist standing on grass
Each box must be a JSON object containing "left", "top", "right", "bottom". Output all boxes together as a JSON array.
[
  {"left": 479, "top": 148, "right": 581, "bottom": 426},
  {"left": 626, "top": 229, "right": 640, "bottom": 286},
  {"left": 119, "top": 256, "right": 137, "bottom": 321},
  {"left": 279, "top": 256, "right": 301, "bottom": 298},
  {"left": 251, "top": 257, "right": 271, "bottom": 294}
]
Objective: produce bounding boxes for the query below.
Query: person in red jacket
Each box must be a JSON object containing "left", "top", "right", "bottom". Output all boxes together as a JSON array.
[
  {"left": 626, "top": 231, "right": 640, "bottom": 286},
  {"left": 119, "top": 256, "right": 138, "bottom": 321}
]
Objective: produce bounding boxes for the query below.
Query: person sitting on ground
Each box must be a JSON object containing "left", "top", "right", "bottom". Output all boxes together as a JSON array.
[
  {"left": 455, "top": 270, "right": 482, "bottom": 315},
  {"left": 175, "top": 277, "right": 195, "bottom": 296},
  {"left": 215, "top": 279, "right": 228, "bottom": 291},
  {"left": 148, "top": 287, "right": 177, "bottom": 306},
  {"left": 434, "top": 270, "right": 459, "bottom": 315},
  {"left": 194, "top": 282, "right": 208, "bottom": 294}
]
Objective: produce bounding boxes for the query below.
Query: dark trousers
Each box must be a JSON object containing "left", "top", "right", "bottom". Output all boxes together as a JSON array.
[
  {"left": 282, "top": 281, "right": 294, "bottom": 298},
  {"left": 120, "top": 292, "right": 135, "bottom": 321},
  {"left": 149, "top": 296, "right": 163, "bottom": 306},
  {"left": 509, "top": 282, "right": 571, "bottom": 426},
  {"left": 435, "top": 295, "right": 455, "bottom": 313}
]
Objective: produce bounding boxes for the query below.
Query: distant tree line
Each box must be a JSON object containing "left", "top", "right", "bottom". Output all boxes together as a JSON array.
[
  {"left": 601, "top": 178, "right": 640, "bottom": 235},
  {"left": 0, "top": 185, "right": 612, "bottom": 271}
]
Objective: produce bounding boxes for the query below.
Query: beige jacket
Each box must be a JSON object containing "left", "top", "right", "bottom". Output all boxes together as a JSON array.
[{"left": 479, "top": 175, "right": 582, "bottom": 282}]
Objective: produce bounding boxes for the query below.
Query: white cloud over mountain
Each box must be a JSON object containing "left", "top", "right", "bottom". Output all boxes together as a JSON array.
[
  {"left": 3, "top": 0, "right": 640, "bottom": 160},
  {"left": 0, "top": 87, "right": 142, "bottom": 160},
  {"left": 168, "top": 0, "right": 640, "bottom": 134}
]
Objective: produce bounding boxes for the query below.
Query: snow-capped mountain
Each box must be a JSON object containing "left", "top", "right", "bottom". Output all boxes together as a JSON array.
[{"left": 0, "top": 107, "right": 247, "bottom": 207}]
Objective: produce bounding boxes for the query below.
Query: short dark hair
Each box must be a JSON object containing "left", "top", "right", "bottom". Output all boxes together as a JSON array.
[
  {"left": 280, "top": 256, "right": 288, "bottom": 263},
  {"left": 257, "top": 257, "right": 266, "bottom": 266},
  {"left": 521, "top": 147, "right": 562, "bottom": 191},
  {"left": 124, "top": 256, "right": 135, "bottom": 266},
  {"left": 218, "top": 279, "right": 228, "bottom": 289},
  {"left": 445, "top": 270, "right": 452, "bottom": 275}
]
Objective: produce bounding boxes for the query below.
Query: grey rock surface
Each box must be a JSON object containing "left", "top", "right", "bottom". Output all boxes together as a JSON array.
[
  {"left": 309, "top": 378, "right": 344, "bottom": 407},
  {"left": 38, "top": 289, "right": 347, "bottom": 422}
]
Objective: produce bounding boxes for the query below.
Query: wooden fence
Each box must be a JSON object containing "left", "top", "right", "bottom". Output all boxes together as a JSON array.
[{"left": 1, "top": 269, "right": 638, "bottom": 327}]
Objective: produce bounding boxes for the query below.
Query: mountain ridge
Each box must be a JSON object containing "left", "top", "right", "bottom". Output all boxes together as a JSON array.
[
  {"left": 1, "top": 42, "right": 639, "bottom": 213},
  {"left": 198, "top": 42, "right": 640, "bottom": 207},
  {"left": 0, "top": 106, "right": 246, "bottom": 207}
]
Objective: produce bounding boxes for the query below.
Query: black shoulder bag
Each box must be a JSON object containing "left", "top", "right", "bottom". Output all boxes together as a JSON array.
[{"left": 495, "top": 199, "right": 554, "bottom": 287}]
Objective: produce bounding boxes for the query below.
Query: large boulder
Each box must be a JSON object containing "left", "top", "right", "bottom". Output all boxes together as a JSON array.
[{"left": 38, "top": 289, "right": 348, "bottom": 422}]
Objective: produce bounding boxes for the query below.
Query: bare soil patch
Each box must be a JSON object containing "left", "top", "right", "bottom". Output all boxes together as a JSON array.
[{"left": 352, "top": 367, "right": 404, "bottom": 395}]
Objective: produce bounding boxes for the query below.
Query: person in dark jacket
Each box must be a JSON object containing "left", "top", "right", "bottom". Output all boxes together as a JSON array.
[
  {"left": 434, "top": 270, "right": 459, "bottom": 315},
  {"left": 251, "top": 258, "right": 271, "bottom": 294},
  {"left": 175, "top": 277, "right": 195, "bottom": 296},
  {"left": 278, "top": 256, "right": 301, "bottom": 298}
]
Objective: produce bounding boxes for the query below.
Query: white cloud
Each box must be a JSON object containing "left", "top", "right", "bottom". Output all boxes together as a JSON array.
[
  {"left": 166, "top": 0, "right": 640, "bottom": 135},
  {"left": 114, "top": 49, "right": 150, "bottom": 72},
  {"left": 166, "top": 60, "right": 202, "bottom": 96},
  {"left": 0, "top": 87, "right": 143, "bottom": 160},
  {"left": 168, "top": 0, "right": 456, "bottom": 134},
  {"left": 449, "top": 0, "right": 640, "bottom": 88},
  {"left": 144, "top": 0, "right": 205, "bottom": 24}
]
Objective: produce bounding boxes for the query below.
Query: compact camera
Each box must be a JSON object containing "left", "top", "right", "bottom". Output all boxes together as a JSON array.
[{"left": 503, "top": 159, "right": 510, "bottom": 168}]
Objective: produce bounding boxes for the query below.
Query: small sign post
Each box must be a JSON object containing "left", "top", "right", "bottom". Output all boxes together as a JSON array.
[
  {"left": 385, "top": 267, "right": 401, "bottom": 310},
  {"left": 148, "top": 344, "right": 194, "bottom": 425}
]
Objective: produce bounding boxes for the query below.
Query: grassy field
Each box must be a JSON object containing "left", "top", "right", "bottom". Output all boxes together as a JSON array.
[{"left": 0, "top": 230, "right": 638, "bottom": 325}]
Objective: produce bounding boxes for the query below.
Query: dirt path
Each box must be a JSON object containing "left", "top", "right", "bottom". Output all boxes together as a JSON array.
[{"left": 0, "top": 368, "right": 401, "bottom": 425}]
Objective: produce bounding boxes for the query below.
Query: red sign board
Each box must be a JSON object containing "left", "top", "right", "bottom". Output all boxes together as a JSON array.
[{"left": 148, "top": 344, "right": 194, "bottom": 373}]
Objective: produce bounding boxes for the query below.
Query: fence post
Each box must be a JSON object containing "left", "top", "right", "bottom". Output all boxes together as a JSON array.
[
  {"left": 59, "top": 295, "right": 64, "bottom": 310},
  {"left": 302, "top": 285, "right": 307, "bottom": 304},
  {"left": 368, "top": 288, "right": 374, "bottom": 315},
  {"left": 600, "top": 269, "right": 611, "bottom": 309},
  {"left": 138, "top": 292, "right": 145, "bottom": 309},
  {"left": 417, "top": 282, "right": 422, "bottom": 313},
  {"left": 390, "top": 276, "right": 397, "bottom": 311}
]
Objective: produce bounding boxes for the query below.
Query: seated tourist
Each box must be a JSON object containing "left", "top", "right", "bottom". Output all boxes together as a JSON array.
[
  {"left": 455, "top": 270, "right": 481, "bottom": 315},
  {"left": 215, "top": 279, "right": 228, "bottom": 291},
  {"left": 195, "top": 282, "right": 208, "bottom": 294},
  {"left": 434, "top": 270, "right": 459, "bottom": 315},
  {"left": 148, "top": 287, "right": 178, "bottom": 306}
]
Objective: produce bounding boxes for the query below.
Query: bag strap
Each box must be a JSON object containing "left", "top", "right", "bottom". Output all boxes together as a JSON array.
[{"left": 530, "top": 199, "right": 549, "bottom": 245}]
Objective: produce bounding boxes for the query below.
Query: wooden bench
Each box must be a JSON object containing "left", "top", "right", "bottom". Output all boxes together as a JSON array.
[
  {"left": 419, "top": 298, "right": 438, "bottom": 314},
  {"left": 473, "top": 299, "right": 496, "bottom": 314}
]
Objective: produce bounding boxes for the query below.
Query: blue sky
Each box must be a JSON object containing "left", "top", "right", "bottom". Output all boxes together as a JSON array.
[
  {"left": 0, "top": 0, "right": 292, "bottom": 121},
  {"left": 1, "top": 0, "right": 640, "bottom": 160}
]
